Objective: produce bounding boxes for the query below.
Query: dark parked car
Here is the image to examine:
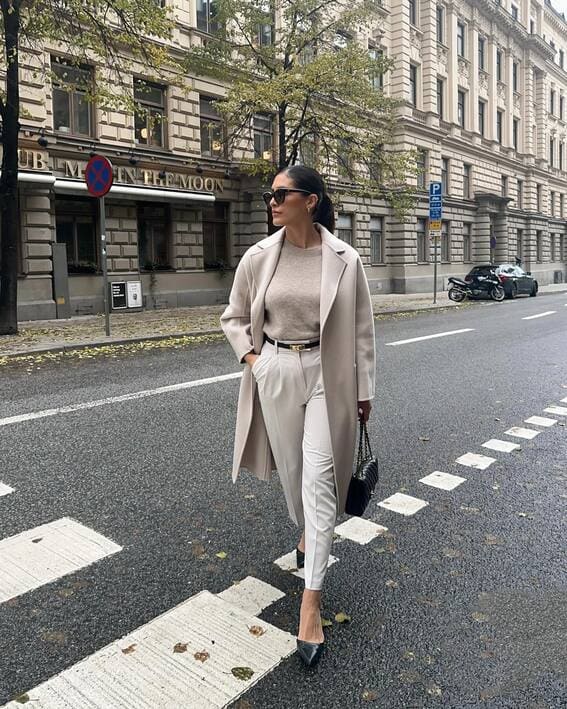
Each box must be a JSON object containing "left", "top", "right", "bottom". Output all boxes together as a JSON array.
[{"left": 465, "top": 263, "right": 538, "bottom": 299}]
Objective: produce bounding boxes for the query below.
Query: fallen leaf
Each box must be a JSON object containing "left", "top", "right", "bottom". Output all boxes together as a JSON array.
[
  {"left": 484, "top": 534, "right": 502, "bottom": 546},
  {"left": 402, "top": 650, "right": 415, "bottom": 661},
  {"left": 215, "top": 551, "right": 227, "bottom": 559},
  {"left": 418, "top": 436, "right": 430, "bottom": 442},
  {"left": 248, "top": 625, "right": 266, "bottom": 637},
  {"left": 231, "top": 667, "right": 254, "bottom": 681},
  {"left": 234, "top": 701, "right": 253, "bottom": 709},
  {"left": 472, "top": 612, "right": 489, "bottom": 622},
  {"left": 244, "top": 494, "right": 255, "bottom": 500},
  {"left": 121, "top": 644, "right": 137, "bottom": 655},
  {"left": 460, "top": 505, "right": 480, "bottom": 514},
  {"left": 494, "top": 418, "right": 501, "bottom": 422},
  {"left": 57, "top": 587, "right": 75, "bottom": 599},
  {"left": 31, "top": 538, "right": 42, "bottom": 544},
  {"left": 361, "top": 689, "right": 378, "bottom": 701},
  {"left": 40, "top": 631, "right": 67, "bottom": 645},
  {"left": 13, "top": 694, "right": 30, "bottom": 705},
  {"left": 191, "top": 542, "right": 206, "bottom": 558},
  {"left": 173, "top": 643, "right": 188, "bottom": 653},
  {"left": 442, "top": 547, "right": 462, "bottom": 559},
  {"left": 335, "top": 611, "right": 351, "bottom": 623},
  {"left": 194, "top": 650, "right": 210, "bottom": 662},
  {"left": 517, "top": 512, "right": 528, "bottom": 518},
  {"left": 385, "top": 579, "right": 399, "bottom": 589},
  {"left": 321, "top": 617, "right": 333, "bottom": 627},
  {"left": 492, "top": 484, "right": 500, "bottom": 491},
  {"left": 426, "top": 683, "right": 442, "bottom": 697}
]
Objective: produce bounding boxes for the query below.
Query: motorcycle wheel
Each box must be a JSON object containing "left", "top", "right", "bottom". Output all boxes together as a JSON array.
[
  {"left": 490, "top": 285, "right": 506, "bottom": 302},
  {"left": 448, "top": 287, "right": 466, "bottom": 303}
]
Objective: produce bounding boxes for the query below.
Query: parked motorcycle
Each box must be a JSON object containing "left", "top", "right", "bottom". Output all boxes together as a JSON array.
[{"left": 448, "top": 273, "right": 505, "bottom": 302}]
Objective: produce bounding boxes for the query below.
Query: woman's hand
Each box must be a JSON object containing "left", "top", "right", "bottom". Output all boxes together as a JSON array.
[
  {"left": 357, "top": 400, "right": 372, "bottom": 423},
  {"left": 244, "top": 353, "right": 259, "bottom": 368}
]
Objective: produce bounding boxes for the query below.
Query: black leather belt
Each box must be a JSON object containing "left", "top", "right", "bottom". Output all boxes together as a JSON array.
[{"left": 264, "top": 334, "right": 320, "bottom": 351}]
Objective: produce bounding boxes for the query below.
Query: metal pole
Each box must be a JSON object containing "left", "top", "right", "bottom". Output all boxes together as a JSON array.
[
  {"left": 99, "top": 196, "right": 111, "bottom": 336},
  {"left": 433, "top": 233, "right": 438, "bottom": 304}
]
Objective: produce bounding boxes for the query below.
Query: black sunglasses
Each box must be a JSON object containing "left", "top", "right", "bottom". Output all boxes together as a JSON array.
[{"left": 262, "top": 188, "right": 312, "bottom": 206}]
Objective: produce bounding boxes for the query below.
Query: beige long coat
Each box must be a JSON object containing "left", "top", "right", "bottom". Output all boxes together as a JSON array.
[{"left": 220, "top": 224, "right": 376, "bottom": 514}]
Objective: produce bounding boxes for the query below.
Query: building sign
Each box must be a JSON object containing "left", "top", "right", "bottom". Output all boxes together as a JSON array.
[{"left": 110, "top": 282, "right": 128, "bottom": 310}]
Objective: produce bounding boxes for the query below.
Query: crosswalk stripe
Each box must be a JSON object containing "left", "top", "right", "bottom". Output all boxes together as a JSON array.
[
  {"left": 274, "top": 550, "right": 338, "bottom": 579},
  {"left": 0, "top": 482, "right": 14, "bottom": 497},
  {"left": 334, "top": 517, "right": 388, "bottom": 544},
  {"left": 481, "top": 439, "right": 521, "bottom": 453},
  {"left": 455, "top": 452, "right": 496, "bottom": 470},
  {"left": 419, "top": 471, "right": 466, "bottom": 490},
  {"left": 217, "top": 576, "right": 285, "bottom": 617},
  {"left": 1, "top": 590, "right": 295, "bottom": 709},
  {"left": 504, "top": 427, "right": 540, "bottom": 440},
  {"left": 543, "top": 405, "right": 567, "bottom": 416},
  {"left": 377, "top": 493, "right": 429, "bottom": 516},
  {"left": 0, "top": 518, "right": 122, "bottom": 604},
  {"left": 524, "top": 415, "right": 557, "bottom": 427}
]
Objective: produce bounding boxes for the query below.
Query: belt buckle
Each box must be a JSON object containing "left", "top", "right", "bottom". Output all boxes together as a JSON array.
[{"left": 290, "top": 343, "right": 305, "bottom": 351}]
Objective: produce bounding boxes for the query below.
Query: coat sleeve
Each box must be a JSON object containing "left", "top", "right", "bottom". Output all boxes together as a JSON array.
[
  {"left": 355, "top": 256, "right": 376, "bottom": 401},
  {"left": 220, "top": 253, "right": 254, "bottom": 363}
]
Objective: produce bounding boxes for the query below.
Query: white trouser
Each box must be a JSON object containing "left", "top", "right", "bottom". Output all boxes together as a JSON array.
[{"left": 252, "top": 339, "right": 337, "bottom": 590}]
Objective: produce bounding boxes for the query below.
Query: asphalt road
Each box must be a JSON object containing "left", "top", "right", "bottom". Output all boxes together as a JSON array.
[{"left": 0, "top": 293, "right": 566, "bottom": 708}]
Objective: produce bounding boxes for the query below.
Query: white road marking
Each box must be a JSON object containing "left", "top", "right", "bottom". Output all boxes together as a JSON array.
[
  {"left": 385, "top": 328, "right": 475, "bottom": 347},
  {"left": 543, "top": 405, "right": 567, "bottom": 416},
  {"left": 217, "top": 576, "right": 285, "bottom": 617},
  {"left": 419, "top": 471, "right": 467, "bottom": 491},
  {"left": 0, "top": 372, "right": 243, "bottom": 428},
  {"left": 0, "top": 482, "right": 14, "bottom": 497},
  {"left": 334, "top": 517, "right": 388, "bottom": 545},
  {"left": 273, "top": 550, "right": 338, "bottom": 579},
  {"left": 0, "top": 518, "right": 122, "bottom": 604},
  {"left": 377, "top": 493, "right": 429, "bottom": 516},
  {"left": 561, "top": 397, "right": 567, "bottom": 403},
  {"left": 504, "top": 427, "right": 540, "bottom": 440},
  {"left": 522, "top": 311, "right": 556, "bottom": 320},
  {"left": 455, "top": 452, "right": 497, "bottom": 470},
  {"left": 481, "top": 439, "right": 521, "bottom": 453},
  {"left": 0, "top": 590, "right": 295, "bottom": 709},
  {"left": 524, "top": 415, "right": 557, "bottom": 427}
]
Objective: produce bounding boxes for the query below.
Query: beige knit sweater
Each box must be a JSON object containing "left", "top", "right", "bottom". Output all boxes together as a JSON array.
[{"left": 263, "top": 238, "right": 322, "bottom": 342}]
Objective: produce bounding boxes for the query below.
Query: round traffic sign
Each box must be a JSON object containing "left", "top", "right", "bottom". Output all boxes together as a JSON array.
[{"left": 85, "top": 155, "right": 114, "bottom": 197}]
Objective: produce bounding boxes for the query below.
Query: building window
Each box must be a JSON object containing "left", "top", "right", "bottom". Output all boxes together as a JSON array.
[
  {"left": 560, "top": 193, "right": 564, "bottom": 217},
  {"left": 561, "top": 96, "right": 565, "bottom": 120},
  {"left": 417, "top": 218, "right": 429, "bottom": 262},
  {"left": 478, "top": 37, "right": 485, "bottom": 70},
  {"left": 337, "top": 214, "right": 353, "bottom": 245},
  {"left": 478, "top": 100, "right": 486, "bottom": 136},
  {"left": 436, "top": 5, "right": 444, "bottom": 43},
  {"left": 134, "top": 80, "right": 166, "bottom": 148},
  {"left": 409, "top": 64, "right": 418, "bottom": 107},
  {"left": 560, "top": 50, "right": 565, "bottom": 69},
  {"left": 368, "top": 45, "right": 384, "bottom": 90},
  {"left": 441, "top": 220, "right": 450, "bottom": 262},
  {"left": 513, "top": 118, "right": 519, "bottom": 150},
  {"left": 55, "top": 198, "right": 98, "bottom": 273},
  {"left": 463, "top": 223, "right": 472, "bottom": 262},
  {"left": 501, "top": 175, "right": 507, "bottom": 196},
  {"left": 138, "top": 204, "right": 170, "bottom": 270},
  {"left": 457, "top": 90, "right": 466, "bottom": 128},
  {"left": 512, "top": 61, "right": 519, "bottom": 91},
  {"left": 536, "top": 184, "right": 542, "bottom": 212},
  {"left": 203, "top": 202, "right": 229, "bottom": 269},
  {"left": 416, "top": 148, "right": 427, "bottom": 189},
  {"left": 550, "top": 233, "right": 556, "bottom": 261},
  {"left": 536, "top": 231, "right": 543, "bottom": 261},
  {"left": 370, "top": 216, "right": 384, "bottom": 264},
  {"left": 52, "top": 58, "right": 93, "bottom": 137},
  {"left": 517, "top": 179, "right": 523, "bottom": 209},
  {"left": 516, "top": 229, "right": 523, "bottom": 260},
  {"left": 441, "top": 157, "right": 449, "bottom": 195},
  {"left": 457, "top": 22, "right": 465, "bottom": 57},
  {"left": 253, "top": 114, "right": 273, "bottom": 160},
  {"left": 550, "top": 89, "right": 556, "bottom": 114},
  {"left": 197, "top": 0, "right": 219, "bottom": 33},
  {"left": 550, "top": 191, "right": 556, "bottom": 216},
  {"left": 496, "top": 109, "right": 503, "bottom": 143},
  {"left": 530, "top": 19, "right": 535, "bottom": 34},
  {"left": 200, "top": 96, "right": 225, "bottom": 157},
  {"left": 496, "top": 49, "right": 502, "bottom": 82},
  {"left": 511, "top": 4, "right": 518, "bottom": 20},
  {"left": 463, "top": 163, "right": 472, "bottom": 199},
  {"left": 436, "top": 78, "right": 444, "bottom": 118},
  {"left": 409, "top": 0, "right": 417, "bottom": 26},
  {"left": 561, "top": 234, "right": 565, "bottom": 261},
  {"left": 550, "top": 137, "right": 555, "bottom": 167}
]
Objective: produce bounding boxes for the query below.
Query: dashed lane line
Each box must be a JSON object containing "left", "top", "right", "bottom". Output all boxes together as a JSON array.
[
  {"left": 419, "top": 471, "right": 466, "bottom": 491},
  {"left": 455, "top": 452, "right": 497, "bottom": 470},
  {"left": 504, "top": 427, "right": 540, "bottom": 440},
  {"left": 385, "top": 328, "right": 475, "bottom": 347},
  {"left": 377, "top": 493, "right": 429, "bottom": 516},
  {"left": 524, "top": 415, "right": 557, "bottom": 427},
  {"left": 0, "top": 372, "right": 243, "bottom": 428},
  {"left": 543, "top": 405, "right": 567, "bottom": 417},
  {"left": 1, "top": 590, "right": 295, "bottom": 709},
  {"left": 0, "top": 517, "right": 122, "bottom": 605},
  {"left": 481, "top": 439, "right": 521, "bottom": 453},
  {"left": 0, "top": 482, "right": 14, "bottom": 497},
  {"left": 334, "top": 517, "right": 388, "bottom": 545},
  {"left": 522, "top": 311, "right": 557, "bottom": 320}
]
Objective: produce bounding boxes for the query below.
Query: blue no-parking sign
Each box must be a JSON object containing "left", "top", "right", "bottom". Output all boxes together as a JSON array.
[
  {"left": 429, "top": 181, "right": 442, "bottom": 222},
  {"left": 85, "top": 155, "right": 114, "bottom": 198}
]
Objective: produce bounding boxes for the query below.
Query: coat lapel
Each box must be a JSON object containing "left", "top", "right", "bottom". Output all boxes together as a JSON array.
[
  {"left": 249, "top": 228, "right": 285, "bottom": 351},
  {"left": 319, "top": 226, "right": 348, "bottom": 335}
]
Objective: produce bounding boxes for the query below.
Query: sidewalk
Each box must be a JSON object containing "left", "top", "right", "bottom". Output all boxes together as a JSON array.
[{"left": 1, "top": 284, "right": 565, "bottom": 360}]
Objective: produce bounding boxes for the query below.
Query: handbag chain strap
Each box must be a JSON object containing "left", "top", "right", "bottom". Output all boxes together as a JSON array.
[{"left": 356, "top": 420, "right": 374, "bottom": 467}]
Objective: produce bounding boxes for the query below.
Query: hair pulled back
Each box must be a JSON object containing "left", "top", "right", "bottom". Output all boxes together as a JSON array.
[{"left": 280, "top": 165, "right": 335, "bottom": 233}]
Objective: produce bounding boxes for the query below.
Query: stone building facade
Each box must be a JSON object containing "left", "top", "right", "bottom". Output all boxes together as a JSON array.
[{"left": 7, "top": 0, "right": 567, "bottom": 320}]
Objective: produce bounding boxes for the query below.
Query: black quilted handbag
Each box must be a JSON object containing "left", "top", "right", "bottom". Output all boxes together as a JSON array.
[{"left": 345, "top": 420, "right": 379, "bottom": 517}]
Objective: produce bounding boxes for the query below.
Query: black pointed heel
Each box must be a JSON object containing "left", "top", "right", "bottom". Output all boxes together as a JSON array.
[
  {"left": 296, "top": 639, "right": 325, "bottom": 667},
  {"left": 296, "top": 547, "right": 305, "bottom": 569}
]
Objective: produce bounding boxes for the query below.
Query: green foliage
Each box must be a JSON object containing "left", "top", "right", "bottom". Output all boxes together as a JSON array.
[{"left": 185, "top": 0, "right": 418, "bottom": 217}]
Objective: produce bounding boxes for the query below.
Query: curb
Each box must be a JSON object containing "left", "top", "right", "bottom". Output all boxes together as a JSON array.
[{"left": 1, "top": 289, "right": 565, "bottom": 361}]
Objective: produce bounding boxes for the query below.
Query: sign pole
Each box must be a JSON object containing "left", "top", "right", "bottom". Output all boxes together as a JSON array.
[
  {"left": 433, "top": 234, "right": 438, "bottom": 304},
  {"left": 99, "top": 196, "right": 110, "bottom": 337},
  {"left": 428, "top": 181, "right": 443, "bottom": 306}
]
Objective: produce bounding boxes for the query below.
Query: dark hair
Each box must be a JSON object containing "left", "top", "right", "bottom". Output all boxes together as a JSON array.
[{"left": 279, "top": 165, "right": 335, "bottom": 232}]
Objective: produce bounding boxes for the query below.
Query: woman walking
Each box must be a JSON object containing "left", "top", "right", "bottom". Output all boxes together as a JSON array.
[{"left": 220, "top": 166, "right": 376, "bottom": 667}]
